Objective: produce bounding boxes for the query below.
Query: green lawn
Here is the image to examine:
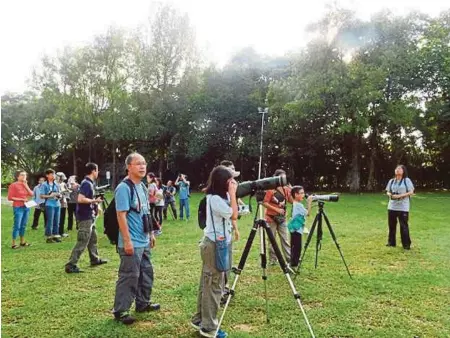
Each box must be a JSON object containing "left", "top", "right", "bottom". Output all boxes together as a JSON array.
[{"left": 2, "top": 192, "right": 449, "bottom": 337}]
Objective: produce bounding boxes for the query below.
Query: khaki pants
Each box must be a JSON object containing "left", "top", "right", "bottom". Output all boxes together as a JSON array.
[
  {"left": 268, "top": 220, "right": 291, "bottom": 263},
  {"left": 67, "top": 219, "right": 99, "bottom": 265},
  {"left": 192, "top": 237, "right": 225, "bottom": 332}
]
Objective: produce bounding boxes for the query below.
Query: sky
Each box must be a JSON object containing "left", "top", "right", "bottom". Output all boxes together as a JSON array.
[{"left": 0, "top": 0, "right": 447, "bottom": 95}]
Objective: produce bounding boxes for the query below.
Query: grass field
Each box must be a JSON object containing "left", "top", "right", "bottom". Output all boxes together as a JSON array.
[{"left": 2, "top": 192, "right": 450, "bottom": 337}]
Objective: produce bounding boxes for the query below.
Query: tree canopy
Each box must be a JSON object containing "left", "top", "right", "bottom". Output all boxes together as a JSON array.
[{"left": 2, "top": 5, "right": 449, "bottom": 191}]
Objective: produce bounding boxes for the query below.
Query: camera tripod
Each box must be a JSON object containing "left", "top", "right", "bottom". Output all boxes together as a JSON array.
[
  {"left": 297, "top": 201, "right": 352, "bottom": 278},
  {"left": 216, "top": 192, "right": 316, "bottom": 338}
]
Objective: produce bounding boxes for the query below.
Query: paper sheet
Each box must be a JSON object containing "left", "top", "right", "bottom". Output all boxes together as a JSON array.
[{"left": 25, "top": 200, "right": 38, "bottom": 208}]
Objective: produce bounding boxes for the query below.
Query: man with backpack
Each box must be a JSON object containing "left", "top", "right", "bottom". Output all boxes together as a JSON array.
[
  {"left": 65, "top": 163, "right": 108, "bottom": 273},
  {"left": 112, "top": 153, "right": 160, "bottom": 325}
]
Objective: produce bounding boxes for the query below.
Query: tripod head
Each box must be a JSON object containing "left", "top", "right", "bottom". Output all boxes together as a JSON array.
[{"left": 255, "top": 189, "right": 266, "bottom": 203}]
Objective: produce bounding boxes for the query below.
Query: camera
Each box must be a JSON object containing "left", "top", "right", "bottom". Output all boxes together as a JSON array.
[
  {"left": 95, "top": 184, "right": 110, "bottom": 199},
  {"left": 236, "top": 175, "right": 288, "bottom": 198},
  {"left": 306, "top": 194, "right": 339, "bottom": 202}
]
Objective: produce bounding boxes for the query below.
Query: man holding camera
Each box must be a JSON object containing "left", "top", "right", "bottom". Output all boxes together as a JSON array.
[
  {"left": 163, "top": 180, "right": 177, "bottom": 220},
  {"left": 175, "top": 174, "right": 190, "bottom": 221},
  {"left": 113, "top": 153, "right": 159, "bottom": 325},
  {"left": 65, "top": 163, "right": 107, "bottom": 273},
  {"left": 263, "top": 169, "right": 293, "bottom": 265}
]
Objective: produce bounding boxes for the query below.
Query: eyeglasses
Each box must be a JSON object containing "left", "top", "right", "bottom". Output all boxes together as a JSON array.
[{"left": 131, "top": 162, "right": 147, "bottom": 166}]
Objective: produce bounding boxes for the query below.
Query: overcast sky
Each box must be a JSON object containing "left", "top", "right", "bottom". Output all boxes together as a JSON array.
[{"left": 0, "top": 0, "right": 447, "bottom": 95}]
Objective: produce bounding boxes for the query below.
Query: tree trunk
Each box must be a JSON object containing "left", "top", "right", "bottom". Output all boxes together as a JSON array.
[
  {"left": 349, "top": 134, "right": 361, "bottom": 193},
  {"left": 112, "top": 141, "right": 117, "bottom": 190},
  {"left": 88, "top": 141, "right": 92, "bottom": 163},
  {"left": 72, "top": 147, "right": 77, "bottom": 176},
  {"left": 158, "top": 149, "right": 165, "bottom": 180},
  {"left": 366, "top": 127, "right": 378, "bottom": 191}
]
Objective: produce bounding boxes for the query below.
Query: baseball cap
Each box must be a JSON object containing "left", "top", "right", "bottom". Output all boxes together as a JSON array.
[
  {"left": 227, "top": 165, "right": 240, "bottom": 178},
  {"left": 56, "top": 172, "right": 67, "bottom": 180}
]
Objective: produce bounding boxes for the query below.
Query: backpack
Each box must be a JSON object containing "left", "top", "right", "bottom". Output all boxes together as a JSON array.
[
  {"left": 198, "top": 196, "right": 207, "bottom": 230},
  {"left": 104, "top": 179, "right": 142, "bottom": 245}
]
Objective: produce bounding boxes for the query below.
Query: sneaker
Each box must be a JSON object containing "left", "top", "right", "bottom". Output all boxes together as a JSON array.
[
  {"left": 53, "top": 237, "right": 62, "bottom": 243},
  {"left": 114, "top": 312, "right": 136, "bottom": 325},
  {"left": 136, "top": 303, "right": 160, "bottom": 312},
  {"left": 65, "top": 264, "right": 84, "bottom": 273},
  {"left": 46, "top": 237, "right": 54, "bottom": 243},
  {"left": 91, "top": 258, "right": 108, "bottom": 266},
  {"left": 61, "top": 233, "right": 69, "bottom": 238},
  {"left": 200, "top": 328, "right": 228, "bottom": 338},
  {"left": 154, "top": 230, "right": 162, "bottom": 236},
  {"left": 190, "top": 320, "right": 201, "bottom": 330}
]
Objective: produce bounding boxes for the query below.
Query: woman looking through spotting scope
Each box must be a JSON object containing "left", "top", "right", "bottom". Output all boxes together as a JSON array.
[{"left": 190, "top": 165, "right": 238, "bottom": 338}]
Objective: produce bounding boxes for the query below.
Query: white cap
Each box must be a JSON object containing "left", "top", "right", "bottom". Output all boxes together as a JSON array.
[{"left": 56, "top": 172, "right": 67, "bottom": 181}]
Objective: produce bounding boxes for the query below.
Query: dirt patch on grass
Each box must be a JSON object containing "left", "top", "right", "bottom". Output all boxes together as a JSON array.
[{"left": 234, "top": 324, "right": 254, "bottom": 332}]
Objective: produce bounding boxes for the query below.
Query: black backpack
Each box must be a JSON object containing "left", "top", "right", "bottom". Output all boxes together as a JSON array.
[
  {"left": 198, "top": 196, "right": 207, "bottom": 230},
  {"left": 104, "top": 179, "right": 140, "bottom": 245}
]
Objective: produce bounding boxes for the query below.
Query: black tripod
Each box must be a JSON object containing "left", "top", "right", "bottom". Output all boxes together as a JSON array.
[
  {"left": 217, "top": 192, "right": 316, "bottom": 338},
  {"left": 298, "top": 201, "right": 352, "bottom": 278}
]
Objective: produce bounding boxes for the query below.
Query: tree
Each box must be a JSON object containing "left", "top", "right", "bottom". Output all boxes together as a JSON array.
[{"left": 1, "top": 93, "right": 60, "bottom": 177}]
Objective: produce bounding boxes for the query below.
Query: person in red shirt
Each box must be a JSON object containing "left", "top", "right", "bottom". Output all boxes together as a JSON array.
[
  {"left": 262, "top": 169, "right": 293, "bottom": 265},
  {"left": 7, "top": 170, "right": 34, "bottom": 249}
]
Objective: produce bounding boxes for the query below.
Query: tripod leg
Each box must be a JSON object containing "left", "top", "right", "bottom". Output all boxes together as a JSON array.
[
  {"left": 216, "top": 219, "right": 260, "bottom": 336},
  {"left": 298, "top": 214, "right": 319, "bottom": 270},
  {"left": 259, "top": 226, "right": 270, "bottom": 323},
  {"left": 323, "top": 212, "right": 352, "bottom": 279},
  {"left": 315, "top": 214, "right": 323, "bottom": 269},
  {"left": 262, "top": 220, "right": 316, "bottom": 337}
]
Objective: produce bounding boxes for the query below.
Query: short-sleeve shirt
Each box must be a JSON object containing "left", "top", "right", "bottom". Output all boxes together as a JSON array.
[
  {"left": 264, "top": 186, "right": 291, "bottom": 218},
  {"left": 386, "top": 178, "right": 414, "bottom": 212},
  {"left": 40, "top": 182, "right": 61, "bottom": 207},
  {"left": 8, "top": 182, "right": 33, "bottom": 207},
  {"left": 76, "top": 177, "right": 95, "bottom": 221},
  {"left": 33, "top": 184, "right": 45, "bottom": 205},
  {"left": 155, "top": 188, "right": 165, "bottom": 207},
  {"left": 177, "top": 181, "right": 190, "bottom": 200},
  {"left": 204, "top": 194, "right": 233, "bottom": 244},
  {"left": 148, "top": 183, "right": 157, "bottom": 204},
  {"left": 292, "top": 202, "right": 308, "bottom": 234},
  {"left": 115, "top": 181, "right": 150, "bottom": 248},
  {"left": 164, "top": 186, "right": 176, "bottom": 203}
]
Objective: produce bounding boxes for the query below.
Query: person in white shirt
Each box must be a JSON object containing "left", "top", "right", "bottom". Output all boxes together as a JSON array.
[{"left": 190, "top": 165, "right": 238, "bottom": 338}]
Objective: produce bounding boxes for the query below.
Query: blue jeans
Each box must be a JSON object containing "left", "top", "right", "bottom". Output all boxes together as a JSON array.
[
  {"left": 45, "top": 206, "right": 61, "bottom": 236},
  {"left": 179, "top": 198, "right": 190, "bottom": 220},
  {"left": 12, "top": 206, "right": 30, "bottom": 240}
]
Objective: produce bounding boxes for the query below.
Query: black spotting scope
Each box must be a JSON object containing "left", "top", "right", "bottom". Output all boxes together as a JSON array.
[{"left": 236, "top": 175, "right": 288, "bottom": 198}]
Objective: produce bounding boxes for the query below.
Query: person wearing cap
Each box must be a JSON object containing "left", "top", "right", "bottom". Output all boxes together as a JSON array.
[
  {"left": 56, "top": 172, "right": 69, "bottom": 238},
  {"left": 262, "top": 169, "right": 293, "bottom": 265},
  {"left": 67, "top": 176, "right": 80, "bottom": 231},
  {"left": 219, "top": 160, "right": 241, "bottom": 304}
]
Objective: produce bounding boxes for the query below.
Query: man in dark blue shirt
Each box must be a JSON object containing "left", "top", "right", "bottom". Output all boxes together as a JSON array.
[{"left": 65, "top": 163, "right": 108, "bottom": 273}]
